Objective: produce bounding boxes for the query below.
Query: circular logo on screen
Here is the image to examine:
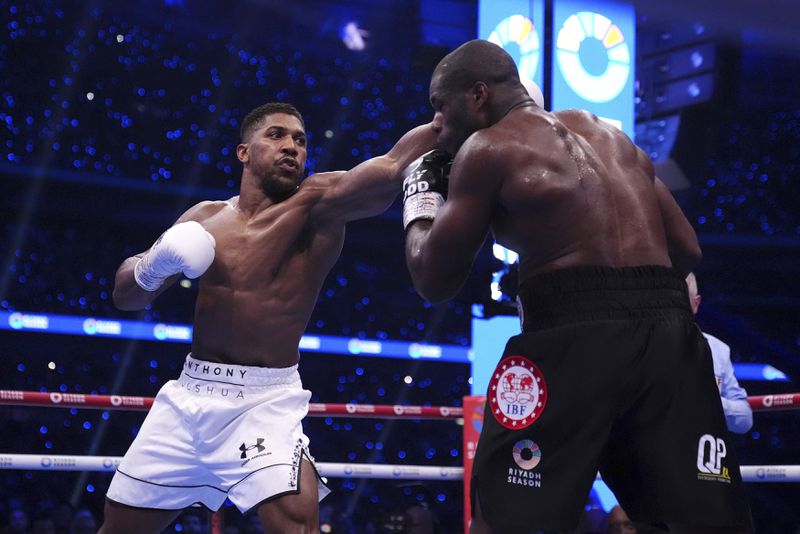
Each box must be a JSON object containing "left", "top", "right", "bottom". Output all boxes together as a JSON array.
[
  {"left": 556, "top": 11, "right": 630, "bottom": 103},
  {"left": 487, "top": 14, "right": 541, "bottom": 82},
  {"left": 8, "top": 313, "right": 24, "bottom": 329},
  {"left": 83, "top": 318, "right": 97, "bottom": 335}
]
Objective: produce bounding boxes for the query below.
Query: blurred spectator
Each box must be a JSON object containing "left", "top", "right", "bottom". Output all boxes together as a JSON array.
[
  {"left": 67, "top": 509, "right": 96, "bottom": 534},
  {"left": 606, "top": 506, "right": 636, "bottom": 534},
  {"left": 404, "top": 504, "right": 439, "bottom": 534},
  {"left": 240, "top": 512, "right": 264, "bottom": 534},
  {"left": 180, "top": 509, "right": 207, "bottom": 534},
  {"left": 50, "top": 503, "right": 72, "bottom": 534},
  {"left": 1, "top": 508, "right": 28, "bottom": 534},
  {"left": 31, "top": 514, "right": 56, "bottom": 534}
]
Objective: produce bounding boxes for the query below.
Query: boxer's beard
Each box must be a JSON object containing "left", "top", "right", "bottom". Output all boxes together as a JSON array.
[{"left": 260, "top": 173, "right": 298, "bottom": 203}]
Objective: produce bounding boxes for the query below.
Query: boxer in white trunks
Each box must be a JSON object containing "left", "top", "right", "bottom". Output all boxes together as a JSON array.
[{"left": 102, "top": 102, "right": 436, "bottom": 534}]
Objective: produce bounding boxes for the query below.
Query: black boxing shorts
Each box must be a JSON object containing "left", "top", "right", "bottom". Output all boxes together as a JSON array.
[{"left": 470, "top": 266, "right": 753, "bottom": 532}]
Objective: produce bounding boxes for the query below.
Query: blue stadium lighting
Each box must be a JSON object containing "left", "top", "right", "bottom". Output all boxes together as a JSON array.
[
  {"left": 492, "top": 243, "right": 518, "bottom": 264},
  {"left": 0, "top": 310, "right": 471, "bottom": 363},
  {"left": 490, "top": 270, "right": 505, "bottom": 302},
  {"left": 734, "top": 363, "right": 789, "bottom": 382},
  {"left": 340, "top": 22, "right": 367, "bottom": 51},
  {"left": 592, "top": 480, "right": 619, "bottom": 512}
]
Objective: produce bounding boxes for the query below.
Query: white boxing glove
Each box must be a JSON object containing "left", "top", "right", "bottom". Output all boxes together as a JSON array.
[
  {"left": 134, "top": 221, "right": 216, "bottom": 291},
  {"left": 520, "top": 74, "right": 545, "bottom": 108}
]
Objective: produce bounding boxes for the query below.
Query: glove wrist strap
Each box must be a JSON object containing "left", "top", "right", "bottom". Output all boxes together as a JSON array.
[
  {"left": 403, "top": 192, "right": 444, "bottom": 230},
  {"left": 134, "top": 255, "right": 167, "bottom": 292}
]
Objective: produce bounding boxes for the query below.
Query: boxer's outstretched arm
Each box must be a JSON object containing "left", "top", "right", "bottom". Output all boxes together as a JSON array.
[
  {"left": 405, "top": 137, "right": 499, "bottom": 303},
  {"left": 654, "top": 177, "right": 701, "bottom": 276},
  {"left": 113, "top": 202, "right": 217, "bottom": 311},
  {"left": 311, "top": 123, "right": 437, "bottom": 222}
]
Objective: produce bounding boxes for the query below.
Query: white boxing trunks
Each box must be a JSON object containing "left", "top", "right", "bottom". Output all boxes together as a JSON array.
[{"left": 106, "top": 354, "right": 330, "bottom": 512}]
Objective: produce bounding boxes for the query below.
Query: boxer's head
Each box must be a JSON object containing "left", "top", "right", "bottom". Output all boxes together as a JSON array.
[
  {"left": 430, "top": 40, "right": 533, "bottom": 153},
  {"left": 238, "top": 102, "right": 307, "bottom": 202}
]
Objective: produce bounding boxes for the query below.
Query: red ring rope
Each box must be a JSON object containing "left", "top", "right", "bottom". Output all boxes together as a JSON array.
[
  {"left": 1, "top": 390, "right": 798, "bottom": 416},
  {"left": 0, "top": 390, "right": 463, "bottom": 419}
]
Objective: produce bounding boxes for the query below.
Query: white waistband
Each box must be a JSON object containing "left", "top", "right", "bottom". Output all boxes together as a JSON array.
[{"left": 180, "top": 354, "right": 300, "bottom": 387}]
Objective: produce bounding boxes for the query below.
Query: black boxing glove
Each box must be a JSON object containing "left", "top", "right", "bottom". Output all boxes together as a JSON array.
[{"left": 401, "top": 149, "right": 452, "bottom": 229}]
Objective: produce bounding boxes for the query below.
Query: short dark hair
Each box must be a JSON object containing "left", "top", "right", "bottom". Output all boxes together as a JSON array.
[
  {"left": 240, "top": 102, "right": 305, "bottom": 142},
  {"left": 433, "top": 40, "right": 519, "bottom": 93}
]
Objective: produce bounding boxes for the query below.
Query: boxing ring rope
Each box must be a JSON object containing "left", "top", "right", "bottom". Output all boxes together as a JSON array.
[
  {"left": 1, "top": 389, "right": 799, "bottom": 483},
  {"left": 1, "top": 389, "right": 799, "bottom": 414},
  {"left": 0, "top": 454, "right": 465, "bottom": 480},
  {"left": 0, "top": 454, "right": 797, "bottom": 483},
  {"left": 0, "top": 390, "right": 463, "bottom": 418}
]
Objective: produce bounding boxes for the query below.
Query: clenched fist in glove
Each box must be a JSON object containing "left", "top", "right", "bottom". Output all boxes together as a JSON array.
[{"left": 134, "top": 221, "right": 216, "bottom": 291}]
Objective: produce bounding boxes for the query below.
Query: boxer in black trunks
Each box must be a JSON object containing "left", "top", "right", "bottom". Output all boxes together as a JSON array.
[{"left": 402, "top": 40, "right": 752, "bottom": 533}]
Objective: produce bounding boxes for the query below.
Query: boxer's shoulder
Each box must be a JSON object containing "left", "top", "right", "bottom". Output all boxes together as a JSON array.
[
  {"left": 176, "top": 199, "right": 229, "bottom": 224},
  {"left": 456, "top": 128, "right": 508, "bottom": 168}
]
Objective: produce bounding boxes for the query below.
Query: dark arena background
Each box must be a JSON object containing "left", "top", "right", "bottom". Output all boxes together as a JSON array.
[{"left": 1, "top": 1, "right": 799, "bottom": 533}]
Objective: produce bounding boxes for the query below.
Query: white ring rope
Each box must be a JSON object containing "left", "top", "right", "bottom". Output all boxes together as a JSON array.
[
  {"left": 0, "top": 454, "right": 464, "bottom": 480},
  {"left": 0, "top": 454, "right": 798, "bottom": 482}
]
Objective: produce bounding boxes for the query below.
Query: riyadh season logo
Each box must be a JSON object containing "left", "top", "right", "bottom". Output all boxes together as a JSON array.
[
  {"left": 512, "top": 439, "right": 542, "bottom": 470},
  {"left": 507, "top": 439, "right": 543, "bottom": 488}
]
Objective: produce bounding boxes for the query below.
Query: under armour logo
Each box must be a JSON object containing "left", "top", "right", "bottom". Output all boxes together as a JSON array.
[{"left": 239, "top": 438, "right": 266, "bottom": 459}]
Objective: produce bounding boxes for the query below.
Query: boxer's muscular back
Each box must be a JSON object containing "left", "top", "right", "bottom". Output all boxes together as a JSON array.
[
  {"left": 186, "top": 174, "right": 346, "bottom": 368},
  {"left": 489, "top": 108, "right": 672, "bottom": 282}
]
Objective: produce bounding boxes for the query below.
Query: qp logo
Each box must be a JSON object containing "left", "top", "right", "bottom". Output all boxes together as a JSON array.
[
  {"left": 487, "top": 15, "right": 541, "bottom": 84},
  {"left": 696, "top": 434, "right": 728, "bottom": 477},
  {"left": 556, "top": 11, "right": 630, "bottom": 103}
]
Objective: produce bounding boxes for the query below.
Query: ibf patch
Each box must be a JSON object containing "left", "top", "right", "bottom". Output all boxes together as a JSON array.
[{"left": 489, "top": 356, "right": 547, "bottom": 430}]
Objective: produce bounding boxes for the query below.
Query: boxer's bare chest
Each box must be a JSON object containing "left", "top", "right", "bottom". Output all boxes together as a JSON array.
[{"left": 197, "top": 199, "right": 344, "bottom": 295}]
